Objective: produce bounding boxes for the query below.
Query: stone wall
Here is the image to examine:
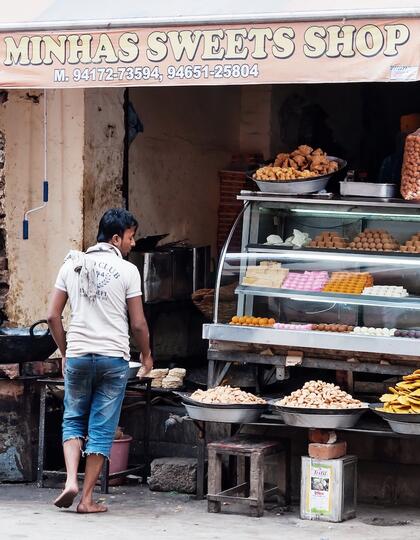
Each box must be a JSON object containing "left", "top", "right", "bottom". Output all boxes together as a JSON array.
[
  {"left": 0, "top": 130, "right": 8, "bottom": 319},
  {"left": 83, "top": 88, "right": 125, "bottom": 248},
  {"left": 0, "top": 90, "right": 85, "bottom": 326}
]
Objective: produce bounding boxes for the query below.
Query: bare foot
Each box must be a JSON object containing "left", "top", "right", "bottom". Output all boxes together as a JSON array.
[
  {"left": 54, "top": 486, "right": 78, "bottom": 508},
  {"left": 76, "top": 501, "right": 108, "bottom": 514}
]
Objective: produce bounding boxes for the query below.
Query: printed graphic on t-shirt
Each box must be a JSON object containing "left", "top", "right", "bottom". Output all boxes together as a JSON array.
[{"left": 87, "top": 261, "right": 122, "bottom": 301}]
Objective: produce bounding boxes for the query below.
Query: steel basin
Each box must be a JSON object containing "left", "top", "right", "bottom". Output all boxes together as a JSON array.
[
  {"left": 183, "top": 402, "right": 265, "bottom": 423},
  {"left": 250, "top": 156, "right": 347, "bottom": 194},
  {"left": 178, "top": 392, "right": 267, "bottom": 423},
  {"left": 274, "top": 403, "right": 367, "bottom": 429}
]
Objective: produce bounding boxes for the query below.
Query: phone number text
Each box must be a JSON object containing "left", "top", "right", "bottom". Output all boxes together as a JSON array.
[{"left": 53, "top": 63, "right": 260, "bottom": 84}]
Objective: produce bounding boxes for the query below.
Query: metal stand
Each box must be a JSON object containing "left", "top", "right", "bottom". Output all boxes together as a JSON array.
[
  {"left": 207, "top": 350, "right": 415, "bottom": 388},
  {"left": 36, "top": 377, "right": 152, "bottom": 493}
]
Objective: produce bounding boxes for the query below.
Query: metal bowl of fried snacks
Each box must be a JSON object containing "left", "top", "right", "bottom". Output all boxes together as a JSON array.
[
  {"left": 177, "top": 392, "right": 267, "bottom": 424},
  {"left": 369, "top": 403, "right": 420, "bottom": 423},
  {"left": 250, "top": 157, "right": 346, "bottom": 194},
  {"left": 182, "top": 403, "right": 266, "bottom": 423},
  {"left": 386, "top": 420, "right": 420, "bottom": 435}
]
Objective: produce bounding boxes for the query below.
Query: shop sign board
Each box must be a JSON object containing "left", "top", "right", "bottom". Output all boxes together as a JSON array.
[{"left": 0, "top": 19, "right": 418, "bottom": 88}]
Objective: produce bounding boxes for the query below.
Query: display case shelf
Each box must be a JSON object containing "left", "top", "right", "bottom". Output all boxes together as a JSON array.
[
  {"left": 245, "top": 245, "right": 420, "bottom": 264},
  {"left": 237, "top": 192, "right": 420, "bottom": 212},
  {"left": 203, "top": 323, "right": 420, "bottom": 357},
  {"left": 235, "top": 285, "right": 420, "bottom": 310}
]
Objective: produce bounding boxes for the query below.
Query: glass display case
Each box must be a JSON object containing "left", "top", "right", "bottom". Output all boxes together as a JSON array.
[{"left": 203, "top": 192, "right": 420, "bottom": 358}]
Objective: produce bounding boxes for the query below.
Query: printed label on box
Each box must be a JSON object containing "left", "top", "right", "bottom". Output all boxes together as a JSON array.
[{"left": 308, "top": 462, "right": 333, "bottom": 515}]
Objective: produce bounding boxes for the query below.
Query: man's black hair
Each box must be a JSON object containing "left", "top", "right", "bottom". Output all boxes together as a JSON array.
[{"left": 97, "top": 208, "right": 138, "bottom": 242}]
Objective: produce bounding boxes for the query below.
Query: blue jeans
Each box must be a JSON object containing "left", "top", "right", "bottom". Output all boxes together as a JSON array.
[{"left": 63, "top": 355, "right": 129, "bottom": 459}]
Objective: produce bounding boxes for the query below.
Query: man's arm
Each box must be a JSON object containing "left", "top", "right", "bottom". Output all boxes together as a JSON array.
[
  {"left": 127, "top": 295, "right": 153, "bottom": 375},
  {"left": 47, "top": 288, "right": 68, "bottom": 375}
]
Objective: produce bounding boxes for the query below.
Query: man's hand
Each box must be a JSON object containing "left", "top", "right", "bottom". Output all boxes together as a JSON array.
[
  {"left": 61, "top": 357, "right": 67, "bottom": 378},
  {"left": 138, "top": 352, "right": 153, "bottom": 378}
]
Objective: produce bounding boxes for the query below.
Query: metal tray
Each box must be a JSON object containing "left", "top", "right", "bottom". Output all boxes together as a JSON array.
[
  {"left": 340, "top": 181, "right": 397, "bottom": 198},
  {"left": 176, "top": 392, "right": 267, "bottom": 410},
  {"left": 250, "top": 156, "right": 346, "bottom": 195},
  {"left": 182, "top": 403, "right": 265, "bottom": 423},
  {"left": 273, "top": 403, "right": 367, "bottom": 429},
  {"left": 368, "top": 403, "right": 420, "bottom": 423}
]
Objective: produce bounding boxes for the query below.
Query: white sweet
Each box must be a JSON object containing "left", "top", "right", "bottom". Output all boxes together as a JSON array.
[
  {"left": 362, "top": 285, "right": 409, "bottom": 297},
  {"left": 352, "top": 326, "right": 395, "bottom": 337}
]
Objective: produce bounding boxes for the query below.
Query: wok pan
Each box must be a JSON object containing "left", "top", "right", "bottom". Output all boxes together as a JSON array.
[{"left": 0, "top": 319, "right": 57, "bottom": 364}]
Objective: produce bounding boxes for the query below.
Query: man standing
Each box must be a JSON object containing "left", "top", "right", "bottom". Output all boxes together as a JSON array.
[{"left": 47, "top": 208, "right": 153, "bottom": 513}]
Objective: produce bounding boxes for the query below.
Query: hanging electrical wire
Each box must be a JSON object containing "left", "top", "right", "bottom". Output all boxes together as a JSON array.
[{"left": 23, "top": 89, "right": 49, "bottom": 240}]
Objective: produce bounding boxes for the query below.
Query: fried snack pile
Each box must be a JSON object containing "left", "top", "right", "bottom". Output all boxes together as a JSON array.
[
  {"left": 191, "top": 386, "right": 266, "bottom": 405},
  {"left": 400, "top": 129, "right": 420, "bottom": 201},
  {"left": 148, "top": 368, "right": 186, "bottom": 389},
  {"left": 276, "top": 380, "right": 364, "bottom": 409},
  {"left": 253, "top": 145, "right": 339, "bottom": 182},
  {"left": 274, "top": 145, "right": 339, "bottom": 175},
  {"left": 377, "top": 370, "right": 420, "bottom": 414},
  {"left": 254, "top": 166, "right": 316, "bottom": 181}
]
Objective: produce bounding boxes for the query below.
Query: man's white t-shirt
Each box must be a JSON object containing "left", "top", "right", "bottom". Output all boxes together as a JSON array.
[{"left": 55, "top": 243, "right": 142, "bottom": 361}]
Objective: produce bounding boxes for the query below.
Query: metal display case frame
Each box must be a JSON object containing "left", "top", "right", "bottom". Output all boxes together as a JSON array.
[{"left": 204, "top": 192, "right": 420, "bottom": 388}]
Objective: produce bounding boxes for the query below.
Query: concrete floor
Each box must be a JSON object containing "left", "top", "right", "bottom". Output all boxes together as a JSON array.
[{"left": 0, "top": 484, "right": 419, "bottom": 540}]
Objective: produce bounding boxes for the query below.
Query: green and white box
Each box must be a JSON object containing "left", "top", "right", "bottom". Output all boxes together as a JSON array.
[{"left": 300, "top": 455, "right": 357, "bottom": 522}]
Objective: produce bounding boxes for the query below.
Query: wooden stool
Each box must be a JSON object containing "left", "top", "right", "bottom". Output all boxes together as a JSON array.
[{"left": 207, "top": 436, "right": 290, "bottom": 517}]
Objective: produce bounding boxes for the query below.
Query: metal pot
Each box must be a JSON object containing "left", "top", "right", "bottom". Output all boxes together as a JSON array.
[
  {"left": 0, "top": 319, "right": 57, "bottom": 364},
  {"left": 128, "top": 361, "right": 141, "bottom": 379}
]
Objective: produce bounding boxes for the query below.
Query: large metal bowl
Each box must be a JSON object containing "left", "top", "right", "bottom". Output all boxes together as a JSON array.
[
  {"left": 250, "top": 156, "right": 347, "bottom": 194},
  {"left": 178, "top": 392, "right": 267, "bottom": 423},
  {"left": 369, "top": 403, "right": 420, "bottom": 423},
  {"left": 183, "top": 402, "right": 265, "bottom": 423},
  {"left": 273, "top": 403, "right": 367, "bottom": 429},
  {"left": 386, "top": 420, "right": 420, "bottom": 435}
]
